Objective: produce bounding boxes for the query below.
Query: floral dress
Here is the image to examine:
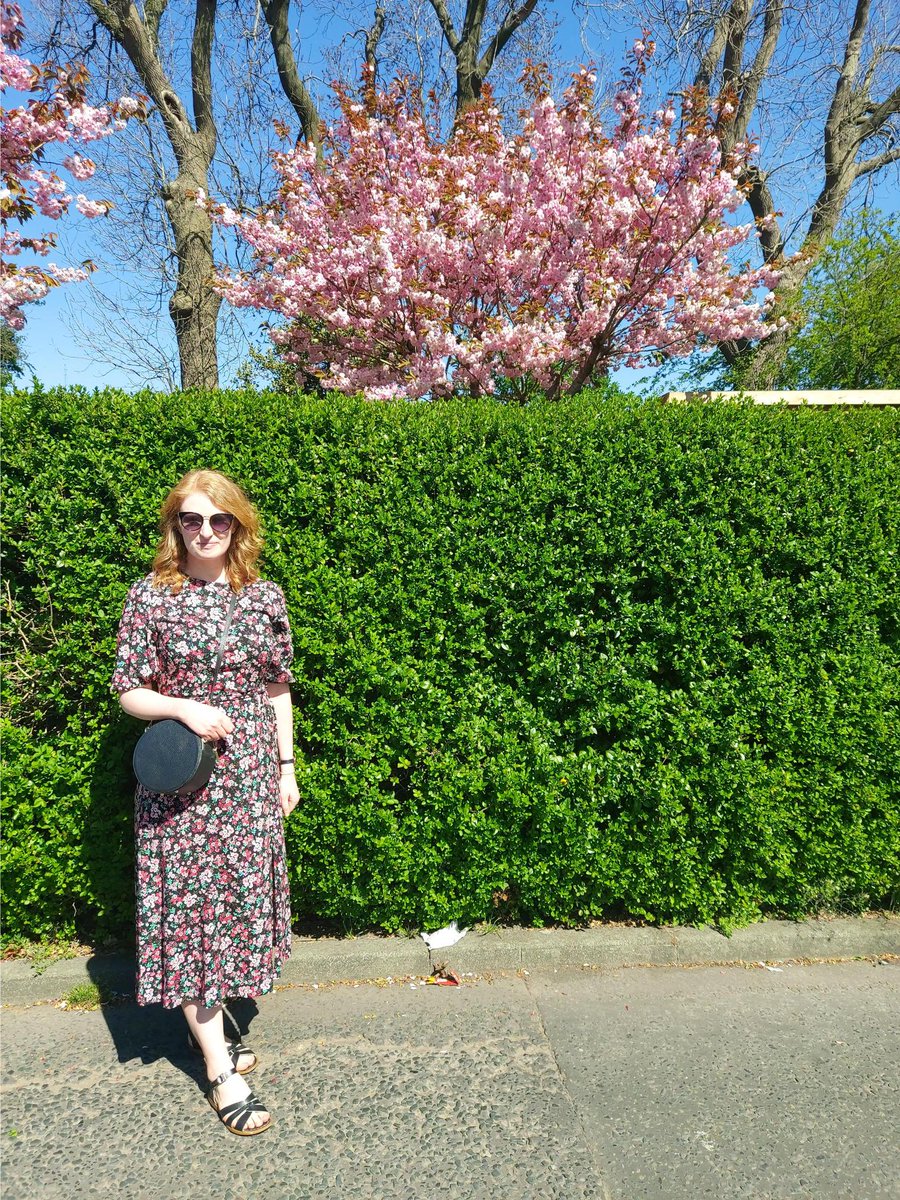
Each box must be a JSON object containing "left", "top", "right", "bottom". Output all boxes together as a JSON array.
[{"left": 111, "top": 574, "right": 294, "bottom": 1009}]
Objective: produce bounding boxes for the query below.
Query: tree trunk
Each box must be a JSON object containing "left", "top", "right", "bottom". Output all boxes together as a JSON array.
[
  {"left": 455, "top": 44, "right": 482, "bottom": 112},
  {"left": 429, "top": 0, "right": 538, "bottom": 119},
  {"left": 86, "top": 0, "right": 222, "bottom": 391},
  {"left": 163, "top": 176, "right": 221, "bottom": 390}
]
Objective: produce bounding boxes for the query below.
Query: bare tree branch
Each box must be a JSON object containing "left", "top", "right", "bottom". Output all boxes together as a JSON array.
[
  {"left": 365, "top": 2, "right": 386, "bottom": 71},
  {"left": 261, "top": 0, "right": 322, "bottom": 148},
  {"left": 460, "top": 0, "right": 487, "bottom": 50},
  {"left": 478, "top": 0, "right": 539, "bottom": 79},
  {"left": 861, "top": 41, "right": 899, "bottom": 92},
  {"left": 859, "top": 82, "right": 900, "bottom": 138},
  {"left": 731, "top": 0, "right": 782, "bottom": 147},
  {"left": 85, "top": 0, "right": 192, "bottom": 154},
  {"left": 427, "top": 0, "right": 540, "bottom": 114},
  {"left": 191, "top": 0, "right": 217, "bottom": 158},
  {"left": 855, "top": 144, "right": 900, "bottom": 175},
  {"left": 694, "top": 2, "right": 733, "bottom": 91},
  {"left": 822, "top": 0, "right": 871, "bottom": 171},
  {"left": 722, "top": 0, "right": 750, "bottom": 88},
  {"left": 742, "top": 164, "right": 786, "bottom": 263},
  {"left": 427, "top": 0, "right": 460, "bottom": 53},
  {"left": 144, "top": 0, "right": 168, "bottom": 54},
  {"left": 84, "top": 0, "right": 120, "bottom": 39}
]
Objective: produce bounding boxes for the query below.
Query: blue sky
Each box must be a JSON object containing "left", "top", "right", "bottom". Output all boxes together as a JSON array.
[{"left": 8, "top": 0, "right": 898, "bottom": 394}]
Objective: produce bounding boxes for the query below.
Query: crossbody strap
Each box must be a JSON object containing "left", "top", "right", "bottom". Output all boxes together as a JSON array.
[{"left": 209, "top": 592, "right": 240, "bottom": 691}]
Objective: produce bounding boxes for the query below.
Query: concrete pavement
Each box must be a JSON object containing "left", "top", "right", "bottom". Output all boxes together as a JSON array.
[
  {"left": 1, "top": 918, "right": 899, "bottom": 1200},
  {"left": 1, "top": 959, "right": 898, "bottom": 1200}
]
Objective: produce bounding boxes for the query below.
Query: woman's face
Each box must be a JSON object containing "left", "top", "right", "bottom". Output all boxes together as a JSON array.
[{"left": 176, "top": 491, "right": 235, "bottom": 568}]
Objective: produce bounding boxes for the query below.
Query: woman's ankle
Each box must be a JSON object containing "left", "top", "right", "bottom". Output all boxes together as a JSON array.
[{"left": 206, "top": 1054, "right": 237, "bottom": 1083}]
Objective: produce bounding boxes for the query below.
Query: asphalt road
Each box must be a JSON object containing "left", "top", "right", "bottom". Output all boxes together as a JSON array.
[{"left": 1, "top": 960, "right": 898, "bottom": 1200}]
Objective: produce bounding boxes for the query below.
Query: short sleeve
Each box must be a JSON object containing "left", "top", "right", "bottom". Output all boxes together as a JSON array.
[
  {"left": 264, "top": 584, "right": 294, "bottom": 685},
  {"left": 110, "top": 578, "right": 161, "bottom": 693}
]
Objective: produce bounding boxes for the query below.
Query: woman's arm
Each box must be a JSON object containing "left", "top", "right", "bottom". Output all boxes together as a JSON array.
[
  {"left": 266, "top": 682, "right": 299, "bottom": 817},
  {"left": 119, "top": 688, "right": 233, "bottom": 740}
]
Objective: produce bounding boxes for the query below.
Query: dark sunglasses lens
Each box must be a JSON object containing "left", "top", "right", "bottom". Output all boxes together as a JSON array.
[
  {"left": 210, "top": 514, "right": 234, "bottom": 534},
  {"left": 178, "top": 512, "right": 203, "bottom": 532}
]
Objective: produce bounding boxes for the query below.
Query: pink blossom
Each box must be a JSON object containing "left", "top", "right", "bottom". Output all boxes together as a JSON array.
[
  {"left": 75, "top": 194, "right": 110, "bottom": 217},
  {"left": 210, "top": 48, "right": 777, "bottom": 400},
  {"left": 46, "top": 264, "right": 89, "bottom": 283},
  {"left": 0, "top": 45, "right": 30, "bottom": 89},
  {"left": 62, "top": 153, "right": 96, "bottom": 181},
  {"left": 115, "top": 96, "right": 142, "bottom": 118},
  {"left": 1, "top": 2, "right": 143, "bottom": 328}
]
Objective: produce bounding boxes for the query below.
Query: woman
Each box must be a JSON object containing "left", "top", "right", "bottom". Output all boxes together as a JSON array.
[{"left": 112, "top": 469, "right": 299, "bottom": 1136}]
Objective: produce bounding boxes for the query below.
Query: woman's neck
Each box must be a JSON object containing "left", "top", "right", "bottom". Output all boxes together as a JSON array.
[{"left": 184, "top": 555, "right": 229, "bottom": 584}]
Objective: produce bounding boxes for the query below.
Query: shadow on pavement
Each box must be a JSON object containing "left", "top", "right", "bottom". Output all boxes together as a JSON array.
[{"left": 85, "top": 955, "right": 263, "bottom": 1095}]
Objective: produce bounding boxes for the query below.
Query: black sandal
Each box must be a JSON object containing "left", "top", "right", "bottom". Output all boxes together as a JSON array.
[
  {"left": 188, "top": 1029, "right": 258, "bottom": 1075},
  {"left": 206, "top": 1066, "right": 272, "bottom": 1136}
]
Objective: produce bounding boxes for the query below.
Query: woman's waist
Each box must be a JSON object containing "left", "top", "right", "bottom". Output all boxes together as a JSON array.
[
  {"left": 211, "top": 680, "right": 271, "bottom": 703},
  {"left": 167, "top": 682, "right": 270, "bottom": 704}
]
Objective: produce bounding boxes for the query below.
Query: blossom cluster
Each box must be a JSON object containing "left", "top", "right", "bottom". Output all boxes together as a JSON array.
[
  {"left": 1, "top": 3, "right": 143, "bottom": 328},
  {"left": 212, "top": 48, "right": 777, "bottom": 400}
]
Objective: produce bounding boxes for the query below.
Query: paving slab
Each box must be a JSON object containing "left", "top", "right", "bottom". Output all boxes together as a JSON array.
[{"left": 531, "top": 960, "right": 900, "bottom": 1200}]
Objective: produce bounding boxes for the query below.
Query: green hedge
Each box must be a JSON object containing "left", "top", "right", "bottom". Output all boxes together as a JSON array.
[{"left": 2, "top": 386, "right": 898, "bottom": 943}]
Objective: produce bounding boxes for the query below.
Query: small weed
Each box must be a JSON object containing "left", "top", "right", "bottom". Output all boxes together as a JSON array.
[
  {"left": 473, "top": 919, "right": 504, "bottom": 938},
  {"left": 59, "top": 982, "right": 104, "bottom": 1010},
  {"left": 2, "top": 940, "right": 88, "bottom": 977}
]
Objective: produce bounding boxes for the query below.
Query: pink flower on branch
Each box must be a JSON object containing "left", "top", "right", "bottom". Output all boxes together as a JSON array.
[
  {"left": 1, "top": 2, "right": 144, "bottom": 328},
  {"left": 212, "top": 50, "right": 776, "bottom": 400}
]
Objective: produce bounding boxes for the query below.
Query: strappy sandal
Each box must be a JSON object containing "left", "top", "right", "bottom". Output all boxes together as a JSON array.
[
  {"left": 206, "top": 1066, "right": 272, "bottom": 1136},
  {"left": 187, "top": 1029, "right": 258, "bottom": 1075}
]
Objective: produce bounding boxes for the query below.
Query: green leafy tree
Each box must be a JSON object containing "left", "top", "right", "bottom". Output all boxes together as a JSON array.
[
  {"left": 1, "top": 325, "right": 25, "bottom": 389},
  {"left": 653, "top": 209, "right": 899, "bottom": 393},
  {"left": 773, "top": 210, "right": 900, "bottom": 389}
]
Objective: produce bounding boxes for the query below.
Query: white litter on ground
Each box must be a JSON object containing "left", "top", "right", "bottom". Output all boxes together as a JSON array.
[{"left": 420, "top": 921, "right": 469, "bottom": 951}]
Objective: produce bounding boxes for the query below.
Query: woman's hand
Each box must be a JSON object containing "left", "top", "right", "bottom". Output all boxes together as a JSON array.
[
  {"left": 279, "top": 771, "right": 300, "bottom": 818},
  {"left": 176, "top": 699, "right": 234, "bottom": 741}
]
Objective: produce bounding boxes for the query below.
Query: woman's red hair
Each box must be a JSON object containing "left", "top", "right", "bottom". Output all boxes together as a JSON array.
[{"left": 152, "top": 469, "right": 262, "bottom": 593}]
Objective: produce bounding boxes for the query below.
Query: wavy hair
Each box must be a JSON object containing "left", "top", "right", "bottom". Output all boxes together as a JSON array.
[{"left": 151, "top": 469, "right": 263, "bottom": 593}]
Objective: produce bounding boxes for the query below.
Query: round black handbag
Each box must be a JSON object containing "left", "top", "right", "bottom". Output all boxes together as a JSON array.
[
  {"left": 132, "top": 718, "right": 219, "bottom": 795},
  {"left": 132, "top": 592, "right": 239, "bottom": 796}
]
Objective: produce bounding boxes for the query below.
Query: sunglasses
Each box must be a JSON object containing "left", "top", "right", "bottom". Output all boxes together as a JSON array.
[{"left": 177, "top": 511, "right": 235, "bottom": 535}]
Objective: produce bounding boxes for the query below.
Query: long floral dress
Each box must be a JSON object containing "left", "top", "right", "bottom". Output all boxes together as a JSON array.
[{"left": 111, "top": 573, "right": 294, "bottom": 1009}]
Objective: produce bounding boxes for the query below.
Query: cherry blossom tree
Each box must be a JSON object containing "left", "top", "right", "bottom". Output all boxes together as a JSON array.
[
  {"left": 212, "top": 46, "right": 780, "bottom": 401},
  {"left": 0, "top": 2, "right": 141, "bottom": 330}
]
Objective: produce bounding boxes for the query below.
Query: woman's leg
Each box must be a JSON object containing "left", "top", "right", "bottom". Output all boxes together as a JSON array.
[
  {"left": 182, "top": 1000, "right": 270, "bottom": 1132},
  {"left": 184, "top": 1002, "right": 257, "bottom": 1073}
]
